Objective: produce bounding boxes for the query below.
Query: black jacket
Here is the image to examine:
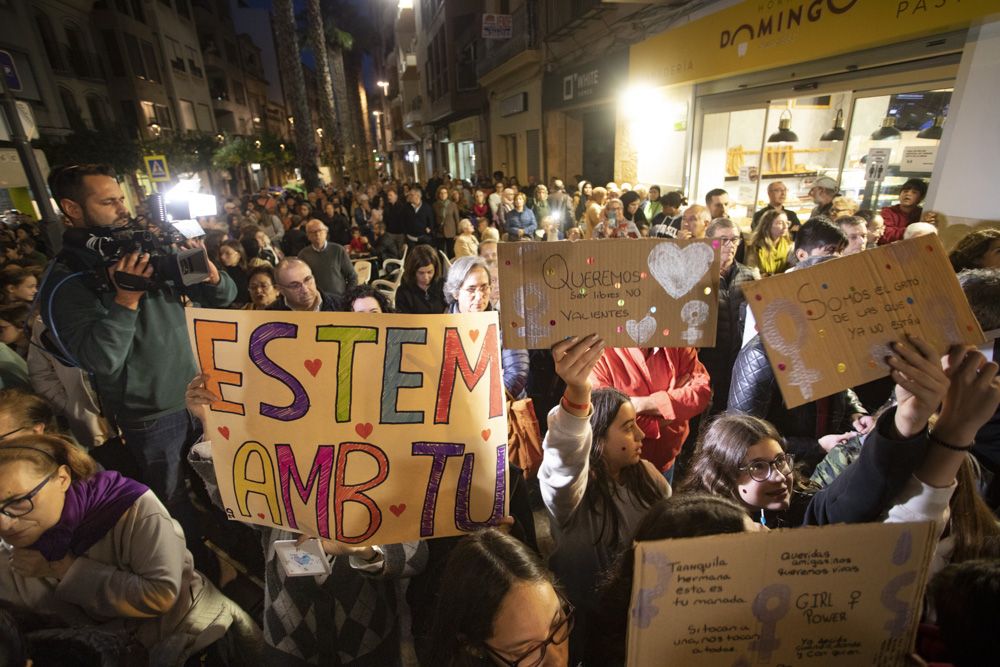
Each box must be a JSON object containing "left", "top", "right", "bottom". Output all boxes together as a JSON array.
[
  {"left": 699, "top": 262, "right": 755, "bottom": 414},
  {"left": 727, "top": 333, "right": 867, "bottom": 473},
  {"left": 405, "top": 203, "right": 435, "bottom": 241},
  {"left": 393, "top": 279, "right": 446, "bottom": 315},
  {"left": 382, "top": 200, "right": 407, "bottom": 235}
]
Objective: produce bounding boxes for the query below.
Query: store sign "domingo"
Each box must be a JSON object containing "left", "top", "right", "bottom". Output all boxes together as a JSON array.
[
  {"left": 630, "top": 0, "right": 993, "bottom": 88},
  {"left": 719, "top": 0, "right": 859, "bottom": 50}
]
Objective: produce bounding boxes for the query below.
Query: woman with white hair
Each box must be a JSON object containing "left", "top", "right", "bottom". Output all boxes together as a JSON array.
[
  {"left": 444, "top": 256, "right": 529, "bottom": 398},
  {"left": 453, "top": 218, "right": 479, "bottom": 258}
]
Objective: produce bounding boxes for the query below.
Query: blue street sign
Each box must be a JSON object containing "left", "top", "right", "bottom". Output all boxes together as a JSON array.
[{"left": 0, "top": 50, "right": 21, "bottom": 92}]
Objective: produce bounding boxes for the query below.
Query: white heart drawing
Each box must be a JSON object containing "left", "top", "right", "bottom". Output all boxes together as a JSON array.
[
  {"left": 625, "top": 314, "right": 656, "bottom": 345},
  {"left": 647, "top": 242, "right": 715, "bottom": 299}
]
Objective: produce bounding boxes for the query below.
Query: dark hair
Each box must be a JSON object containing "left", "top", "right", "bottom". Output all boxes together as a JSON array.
[
  {"left": 402, "top": 244, "right": 442, "bottom": 287},
  {"left": 47, "top": 164, "right": 117, "bottom": 215},
  {"left": 705, "top": 188, "right": 728, "bottom": 205},
  {"left": 900, "top": 178, "right": 928, "bottom": 200},
  {"left": 342, "top": 283, "right": 394, "bottom": 313},
  {"left": 0, "top": 433, "right": 98, "bottom": 480},
  {"left": 0, "top": 389, "right": 58, "bottom": 434},
  {"left": 16, "top": 237, "right": 37, "bottom": 253},
  {"left": 957, "top": 268, "right": 1000, "bottom": 330},
  {"left": 929, "top": 559, "right": 1000, "bottom": 667},
  {"left": 679, "top": 413, "right": 785, "bottom": 506},
  {"left": 218, "top": 239, "right": 247, "bottom": 270},
  {"left": 588, "top": 494, "right": 749, "bottom": 664},
  {"left": 855, "top": 209, "right": 876, "bottom": 224},
  {"left": 428, "top": 528, "right": 555, "bottom": 666},
  {"left": 662, "top": 191, "right": 686, "bottom": 208},
  {"left": 950, "top": 229, "right": 1000, "bottom": 272},
  {"left": 0, "top": 303, "right": 30, "bottom": 330},
  {"left": 586, "top": 388, "right": 666, "bottom": 548},
  {"left": 750, "top": 210, "right": 790, "bottom": 251},
  {"left": 794, "top": 218, "right": 848, "bottom": 256},
  {"left": 1, "top": 265, "right": 36, "bottom": 296},
  {"left": 246, "top": 264, "right": 275, "bottom": 286}
]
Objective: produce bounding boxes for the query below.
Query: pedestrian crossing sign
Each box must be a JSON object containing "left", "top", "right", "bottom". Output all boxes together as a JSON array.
[{"left": 144, "top": 155, "right": 170, "bottom": 182}]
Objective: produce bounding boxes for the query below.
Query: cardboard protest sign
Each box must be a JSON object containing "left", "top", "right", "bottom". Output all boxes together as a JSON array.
[
  {"left": 497, "top": 239, "right": 720, "bottom": 349},
  {"left": 185, "top": 308, "right": 508, "bottom": 546},
  {"left": 628, "top": 522, "right": 936, "bottom": 666},
  {"left": 741, "top": 235, "right": 984, "bottom": 409}
]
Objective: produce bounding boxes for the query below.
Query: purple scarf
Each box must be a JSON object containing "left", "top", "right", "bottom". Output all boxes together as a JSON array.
[{"left": 31, "top": 471, "right": 149, "bottom": 561}]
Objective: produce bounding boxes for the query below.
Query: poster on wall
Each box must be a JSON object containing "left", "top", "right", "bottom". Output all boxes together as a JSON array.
[
  {"left": 498, "top": 239, "right": 720, "bottom": 349},
  {"left": 185, "top": 309, "right": 509, "bottom": 546}
]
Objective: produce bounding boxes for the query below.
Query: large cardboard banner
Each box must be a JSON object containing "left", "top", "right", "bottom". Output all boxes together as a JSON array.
[
  {"left": 741, "top": 235, "right": 985, "bottom": 409},
  {"left": 185, "top": 308, "right": 508, "bottom": 546},
  {"left": 498, "top": 239, "right": 720, "bottom": 349},
  {"left": 628, "top": 522, "right": 936, "bottom": 666}
]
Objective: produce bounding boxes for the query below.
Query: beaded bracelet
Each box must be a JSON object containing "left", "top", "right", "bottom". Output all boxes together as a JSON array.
[{"left": 928, "top": 431, "right": 974, "bottom": 452}]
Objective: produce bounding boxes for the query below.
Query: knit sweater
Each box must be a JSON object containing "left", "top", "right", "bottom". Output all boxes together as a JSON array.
[{"left": 297, "top": 242, "right": 358, "bottom": 298}]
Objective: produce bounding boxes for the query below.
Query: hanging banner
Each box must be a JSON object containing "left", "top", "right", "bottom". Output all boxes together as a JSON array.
[
  {"left": 498, "top": 239, "right": 720, "bottom": 350},
  {"left": 628, "top": 522, "right": 937, "bottom": 666},
  {"left": 185, "top": 309, "right": 509, "bottom": 546},
  {"left": 741, "top": 235, "right": 984, "bottom": 409}
]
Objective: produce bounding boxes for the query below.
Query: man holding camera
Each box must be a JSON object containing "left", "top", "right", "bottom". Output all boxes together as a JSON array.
[{"left": 39, "top": 164, "right": 235, "bottom": 565}]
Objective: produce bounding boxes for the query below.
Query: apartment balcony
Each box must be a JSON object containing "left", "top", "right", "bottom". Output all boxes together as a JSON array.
[
  {"left": 51, "top": 44, "right": 106, "bottom": 81},
  {"left": 403, "top": 94, "right": 423, "bottom": 129},
  {"left": 397, "top": 43, "right": 418, "bottom": 81},
  {"left": 476, "top": 3, "right": 539, "bottom": 80}
]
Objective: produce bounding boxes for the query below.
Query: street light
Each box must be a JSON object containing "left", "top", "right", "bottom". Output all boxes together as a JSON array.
[
  {"left": 316, "top": 127, "right": 324, "bottom": 138},
  {"left": 149, "top": 122, "right": 162, "bottom": 138},
  {"left": 377, "top": 80, "right": 389, "bottom": 96}
]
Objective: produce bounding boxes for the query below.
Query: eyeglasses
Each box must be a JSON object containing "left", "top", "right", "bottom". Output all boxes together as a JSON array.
[
  {"left": 463, "top": 284, "right": 491, "bottom": 297},
  {"left": 713, "top": 236, "right": 741, "bottom": 245},
  {"left": 277, "top": 274, "right": 314, "bottom": 291},
  {"left": 0, "top": 469, "right": 58, "bottom": 519},
  {"left": 739, "top": 453, "right": 794, "bottom": 483},
  {"left": 483, "top": 594, "right": 575, "bottom": 667}
]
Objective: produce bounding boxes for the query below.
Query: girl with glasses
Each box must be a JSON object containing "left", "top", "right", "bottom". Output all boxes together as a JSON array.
[
  {"left": 681, "top": 337, "right": 1000, "bottom": 532},
  {"left": 429, "top": 528, "right": 571, "bottom": 667},
  {"left": 0, "top": 434, "right": 261, "bottom": 664}
]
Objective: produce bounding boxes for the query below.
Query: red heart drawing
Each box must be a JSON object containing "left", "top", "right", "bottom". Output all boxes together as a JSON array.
[
  {"left": 217, "top": 426, "right": 230, "bottom": 440},
  {"left": 256, "top": 512, "right": 265, "bottom": 519},
  {"left": 481, "top": 429, "right": 491, "bottom": 441},
  {"left": 389, "top": 504, "right": 406, "bottom": 517},
  {"left": 355, "top": 422, "right": 374, "bottom": 439},
  {"left": 304, "top": 359, "right": 322, "bottom": 377},
  {"left": 469, "top": 329, "right": 479, "bottom": 342}
]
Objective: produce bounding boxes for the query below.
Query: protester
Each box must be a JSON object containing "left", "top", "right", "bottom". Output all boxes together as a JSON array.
[
  {"left": 880, "top": 178, "right": 928, "bottom": 245},
  {"left": 427, "top": 529, "right": 570, "bottom": 667},
  {"left": 0, "top": 266, "right": 37, "bottom": 306},
  {"left": 270, "top": 258, "right": 340, "bottom": 311},
  {"left": 949, "top": 228, "right": 1000, "bottom": 271},
  {"left": 0, "top": 433, "right": 261, "bottom": 664},
  {"left": 244, "top": 265, "right": 279, "bottom": 310},
  {"left": 297, "top": 219, "right": 357, "bottom": 300},
  {"left": 394, "top": 244, "right": 447, "bottom": 315},
  {"left": 746, "top": 209, "right": 792, "bottom": 275},
  {"left": 540, "top": 335, "right": 669, "bottom": 661},
  {"left": 836, "top": 214, "right": 869, "bottom": 255},
  {"left": 453, "top": 218, "right": 479, "bottom": 257},
  {"left": 217, "top": 239, "right": 251, "bottom": 306}
]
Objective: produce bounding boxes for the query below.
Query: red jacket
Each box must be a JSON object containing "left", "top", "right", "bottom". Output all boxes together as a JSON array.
[
  {"left": 879, "top": 204, "right": 922, "bottom": 245},
  {"left": 589, "top": 347, "right": 711, "bottom": 471}
]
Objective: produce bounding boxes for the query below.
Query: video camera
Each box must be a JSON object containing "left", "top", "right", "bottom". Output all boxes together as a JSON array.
[{"left": 64, "top": 192, "right": 216, "bottom": 291}]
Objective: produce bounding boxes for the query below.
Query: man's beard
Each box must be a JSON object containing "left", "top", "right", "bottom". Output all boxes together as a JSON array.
[{"left": 82, "top": 210, "right": 129, "bottom": 229}]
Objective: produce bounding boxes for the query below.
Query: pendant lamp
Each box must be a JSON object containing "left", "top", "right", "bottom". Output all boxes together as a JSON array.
[
  {"left": 870, "top": 116, "right": 901, "bottom": 141},
  {"left": 917, "top": 115, "right": 945, "bottom": 140},
  {"left": 820, "top": 108, "right": 846, "bottom": 142},
  {"left": 768, "top": 110, "right": 799, "bottom": 143}
]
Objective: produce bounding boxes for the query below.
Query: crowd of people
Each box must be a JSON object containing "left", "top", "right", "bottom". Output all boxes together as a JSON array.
[{"left": 1, "top": 162, "right": 1000, "bottom": 666}]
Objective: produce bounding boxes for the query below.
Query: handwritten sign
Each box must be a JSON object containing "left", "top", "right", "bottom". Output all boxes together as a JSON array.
[
  {"left": 628, "top": 522, "right": 936, "bottom": 666},
  {"left": 185, "top": 309, "right": 508, "bottom": 546},
  {"left": 497, "top": 239, "right": 720, "bottom": 349},
  {"left": 741, "top": 235, "right": 984, "bottom": 409}
]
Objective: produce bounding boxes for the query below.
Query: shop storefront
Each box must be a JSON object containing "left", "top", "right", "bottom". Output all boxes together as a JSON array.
[
  {"left": 543, "top": 49, "right": 629, "bottom": 188},
  {"left": 481, "top": 48, "right": 543, "bottom": 185},
  {"left": 626, "top": 0, "right": 997, "bottom": 228},
  {"left": 447, "top": 115, "right": 484, "bottom": 182}
]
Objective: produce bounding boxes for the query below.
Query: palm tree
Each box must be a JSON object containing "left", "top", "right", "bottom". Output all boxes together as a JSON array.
[
  {"left": 273, "top": 0, "right": 320, "bottom": 191},
  {"left": 305, "top": 0, "right": 344, "bottom": 182}
]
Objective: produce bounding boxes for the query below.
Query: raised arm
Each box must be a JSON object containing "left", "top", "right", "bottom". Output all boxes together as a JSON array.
[{"left": 538, "top": 335, "right": 605, "bottom": 527}]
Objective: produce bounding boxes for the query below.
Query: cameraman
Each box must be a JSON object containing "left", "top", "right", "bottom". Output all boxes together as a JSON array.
[{"left": 38, "top": 164, "right": 235, "bottom": 565}]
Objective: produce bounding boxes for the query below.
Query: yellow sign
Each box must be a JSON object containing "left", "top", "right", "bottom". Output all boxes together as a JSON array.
[
  {"left": 185, "top": 308, "right": 509, "bottom": 546},
  {"left": 630, "top": 0, "right": 997, "bottom": 88},
  {"left": 144, "top": 154, "right": 170, "bottom": 182}
]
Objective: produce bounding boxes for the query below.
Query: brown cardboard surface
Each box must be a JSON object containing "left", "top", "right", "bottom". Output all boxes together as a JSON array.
[
  {"left": 628, "top": 522, "right": 936, "bottom": 666},
  {"left": 497, "top": 239, "right": 720, "bottom": 349},
  {"left": 185, "top": 308, "right": 508, "bottom": 546},
  {"left": 741, "top": 235, "right": 985, "bottom": 409}
]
